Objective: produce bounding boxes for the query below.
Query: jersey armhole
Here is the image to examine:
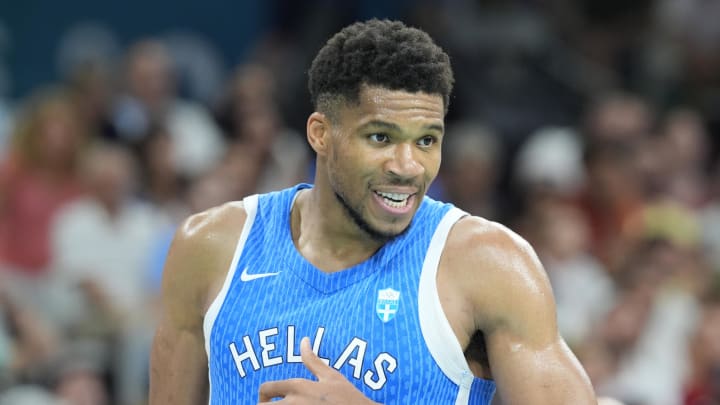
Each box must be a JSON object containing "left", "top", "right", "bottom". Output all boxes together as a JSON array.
[
  {"left": 418, "top": 207, "right": 477, "bottom": 405},
  {"left": 202, "top": 194, "right": 259, "bottom": 356}
]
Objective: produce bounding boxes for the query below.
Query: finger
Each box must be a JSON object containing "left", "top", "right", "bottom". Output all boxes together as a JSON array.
[
  {"left": 300, "top": 336, "right": 337, "bottom": 380},
  {"left": 258, "top": 379, "right": 293, "bottom": 402},
  {"left": 258, "top": 378, "right": 316, "bottom": 402}
]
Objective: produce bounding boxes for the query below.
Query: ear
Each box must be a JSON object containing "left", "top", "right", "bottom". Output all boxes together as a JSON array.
[{"left": 306, "top": 112, "right": 331, "bottom": 156}]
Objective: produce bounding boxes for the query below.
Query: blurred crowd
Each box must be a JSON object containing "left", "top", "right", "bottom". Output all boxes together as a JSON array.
[{"left": 0, "top": 1, "right": 720, "bottom": 405}]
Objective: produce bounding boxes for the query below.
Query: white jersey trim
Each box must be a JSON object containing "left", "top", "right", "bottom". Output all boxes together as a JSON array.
[
  {"left": 203, "top": 194, "right": 259, "bottom": 404},
  {"left": 418, "top": 207, "right": 475, "bottom": 405}
]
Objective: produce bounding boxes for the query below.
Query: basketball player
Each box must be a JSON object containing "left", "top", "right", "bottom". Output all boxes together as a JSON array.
[{"left": 149, "top": 19, "right": 597, "bottom": 404}]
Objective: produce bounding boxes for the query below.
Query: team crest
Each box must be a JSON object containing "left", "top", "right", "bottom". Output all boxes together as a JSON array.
[{"left": 376, "top": 288, "right": 400, "bottom": 323}]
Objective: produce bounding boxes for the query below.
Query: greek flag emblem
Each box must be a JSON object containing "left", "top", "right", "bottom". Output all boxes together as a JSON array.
[{"left": 376, "top": 288, "right": 400, "bottom": 323}]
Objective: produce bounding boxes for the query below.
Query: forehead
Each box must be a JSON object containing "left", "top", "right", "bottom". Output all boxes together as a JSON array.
[{"left": 338, "top": 86, "right": 445, "bottom": 129}]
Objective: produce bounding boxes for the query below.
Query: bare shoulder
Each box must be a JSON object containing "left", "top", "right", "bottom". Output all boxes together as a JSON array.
[
  {"left": 178, "top": 200, "right": 247, "bottom": 242},
  {"left": 162, "top": 201, "right": 248, "bottom": 322},
  {"left": 442, "top": 215, "right": 555, "bottom": 336},
  {"left": 443, "top": 215, "right": 546, "bottom": 285},
  {"left": 171, "top": 200, "right": 247, "bottom": 270}
]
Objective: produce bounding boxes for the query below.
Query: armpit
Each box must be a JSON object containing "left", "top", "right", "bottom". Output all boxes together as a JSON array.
[{"left": 464, "top": 329, "right": 492, "bottom": 379}]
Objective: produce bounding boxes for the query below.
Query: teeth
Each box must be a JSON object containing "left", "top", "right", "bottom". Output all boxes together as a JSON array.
[
  {"left": 382, "top": 197, "right": 407, "bottom": 208},
  {"left": 375, "top": 191, "right": 410, "bottom": 209},
  {"left": 376, "top": 191, "right": 410, "bottom": 201}
]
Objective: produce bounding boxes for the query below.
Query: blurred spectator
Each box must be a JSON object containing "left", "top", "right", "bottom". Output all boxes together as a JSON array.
[
  {"left": 513, "top": 126, "right": 585, "bottom": 198},
  {"left": 55, "top": 22, "right": 120, "bottom": 84},
  {"left": 656, "top": 0, "right": 720, "bottom": 123},
  {"left": 50, "top": 339, "right": 109, "bottom": 405},
  {"left": 593, "top": 208, "right": 705, "bottom": 405},
  {"left": 65, "top": 61, "right": 118, "bottom": 142},
  {"left": 701, "top": 187, "right": 720, "bottom": 271},
  {"left": 50, "top": 143, "right": 167, "bottom": 322},
  {"left": 684, "top": 284, "right": 720, "bottom": 405},
  {"left": 541, "top": 0, "right": 656, "bottom": 96},
  {"left": 417, "top": 0, "right": 582, "bottom": 142},
  {"left": 49, "top": 143, "right": 169, "bottom": 405},
  {"left": 438, "top": 121, "right": 503, "bottom": 219},
  {"left": 0, "top": 86, "right": 88, "bottom": 275},
  {"left": 573, "top": 139, "right": 646, "bottom": 269},
  {"left": 216, "top": 63, "right": 310, "bottom": 196},
  {"left": 0, "top": 385, "right": 64, "bottom": 405},
  {"left": 134, "top": 125, "right": 189, "bottom": 223},
  {"left": 582, "top": 92, "right": 656, "bottom": 144},
  {"left": 55, "top": 368, "right": 108, "bottom": 405},
  {"left": 0, "top": 278, "right": 61, "bottom": 391},
  {"left": 569, "top": 92, "right": 656, "bottom": 267},
  {"left": 55, "top": 22, "right": 122, "bottom": 142},
  {"left": 162, "top": 31, "right": 226, "bottom": 106},
  {"left": 658, "top": 108, "right": 712, "bottom": 208},
  {"left": 112, "top": 39, "right": 225, "bottom": 178},
  {"left": 624, "top": 201, "right": 703, "bottom": 254},
  {"left": 519, "top": 197, "right": 615, "bottom": 346}
]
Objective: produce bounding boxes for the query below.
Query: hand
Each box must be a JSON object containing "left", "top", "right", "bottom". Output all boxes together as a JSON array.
[{"left": 258, "top": 337, "right": 381, "bottom": 404}]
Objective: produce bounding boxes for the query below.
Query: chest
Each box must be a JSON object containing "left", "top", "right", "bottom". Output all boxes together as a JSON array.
[
  {"left": 212, "top": 260, "right": 422, "bottom": 374},
  {"left": 210, "top": 236, "right": 469, "bottom": 399}
]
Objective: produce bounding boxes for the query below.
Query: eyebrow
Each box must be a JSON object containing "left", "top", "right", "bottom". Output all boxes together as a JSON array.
[{"left": 359, "top": 120, "right": 444, "bottom": 133}]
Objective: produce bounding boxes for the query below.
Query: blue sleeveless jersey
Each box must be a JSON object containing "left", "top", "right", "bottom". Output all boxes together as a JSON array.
[{"left": 203, "top": 184, "right": 496, "bottom": 404}]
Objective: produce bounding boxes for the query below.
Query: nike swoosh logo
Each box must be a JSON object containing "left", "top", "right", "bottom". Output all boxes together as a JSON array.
[{"left": 240, "top": 266, "right": 280, "bottom": 282}]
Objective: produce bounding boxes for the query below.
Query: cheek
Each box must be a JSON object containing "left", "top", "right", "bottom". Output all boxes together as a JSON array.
[
  {"left": 327, "top": 145, "right": 356, "bottom": 187},
  {"left": 424, "top": 151, "right": 442, "bottom": 180},
  {"left": 327, "top": 145, "right": 377, "bottom": 199},
  {"left": 330, "top": 141, "right": 370, "bottom": 174}
]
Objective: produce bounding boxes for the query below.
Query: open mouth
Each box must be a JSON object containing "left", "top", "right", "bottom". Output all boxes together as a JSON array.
[{"left": 374, "top": 191, "right": 411, "bottom": 209}]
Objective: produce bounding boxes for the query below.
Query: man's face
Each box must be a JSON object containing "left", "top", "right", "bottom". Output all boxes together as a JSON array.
[{"left": 324, "top": 86, "right": 444, "bottom": 242}]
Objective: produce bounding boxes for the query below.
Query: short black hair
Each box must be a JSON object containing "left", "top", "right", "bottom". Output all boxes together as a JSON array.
[{"left": 308, "top": 19, "right": 454, "bottom": 117}]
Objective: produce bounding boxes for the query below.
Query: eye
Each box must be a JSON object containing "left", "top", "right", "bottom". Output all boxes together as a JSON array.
[
  {"left": 368, "top": 133, "right": 389, "bottom": 143},
  {"left": 417, "top": 135, "right": 437, "bottom": 147}
]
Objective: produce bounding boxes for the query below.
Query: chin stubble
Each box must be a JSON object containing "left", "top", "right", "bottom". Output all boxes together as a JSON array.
[{"left": 333, "top": 190, "right": 409, "bottom": 244}]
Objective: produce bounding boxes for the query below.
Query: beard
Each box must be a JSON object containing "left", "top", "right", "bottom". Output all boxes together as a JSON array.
[
  {"left": 333, "top": 189, "right": 411, "bottom": 244},
  {"left": 327, "top": 146, "right": 417, "bottom": 244}
]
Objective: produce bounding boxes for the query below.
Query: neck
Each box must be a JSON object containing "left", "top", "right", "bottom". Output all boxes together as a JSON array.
[{"left": 291, "top": 187, "right": 383, "bottom": 273}]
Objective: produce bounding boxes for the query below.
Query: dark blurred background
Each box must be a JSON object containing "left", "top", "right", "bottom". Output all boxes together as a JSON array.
[{"left": 1, "top": 1, "right": 720, "bottom": 404}]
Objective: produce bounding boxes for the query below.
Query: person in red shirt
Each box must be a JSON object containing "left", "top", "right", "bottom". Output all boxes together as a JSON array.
[{"left": 0, "top": 87, "right": 89, "bottom": 275}]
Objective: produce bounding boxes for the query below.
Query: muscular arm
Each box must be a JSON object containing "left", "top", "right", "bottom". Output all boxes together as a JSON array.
[
  {"left": 445, "top": 217, "right": 596, "bottom": 404},
  {"left": 149, "top": 203, "right": 246, "bottom": 405}
]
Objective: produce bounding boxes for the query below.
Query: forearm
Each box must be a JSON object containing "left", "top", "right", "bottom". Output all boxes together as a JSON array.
[{"left": 149, "top": 325, "right": 209, "bottom": 405}]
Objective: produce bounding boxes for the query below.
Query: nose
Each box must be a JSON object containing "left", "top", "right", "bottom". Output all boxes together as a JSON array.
[{"left": 385, "top": 143, "right": 424, "bottom": 179}]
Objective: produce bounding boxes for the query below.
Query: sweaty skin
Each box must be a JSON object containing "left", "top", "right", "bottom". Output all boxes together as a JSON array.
[{"left": 149, "top": 86, "right": 596, "bottom": 404}]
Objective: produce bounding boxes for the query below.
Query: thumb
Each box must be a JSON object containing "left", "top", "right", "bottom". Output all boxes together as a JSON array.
[{"left": 300, "top": 336, "right": 335, "bottom": 380}]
